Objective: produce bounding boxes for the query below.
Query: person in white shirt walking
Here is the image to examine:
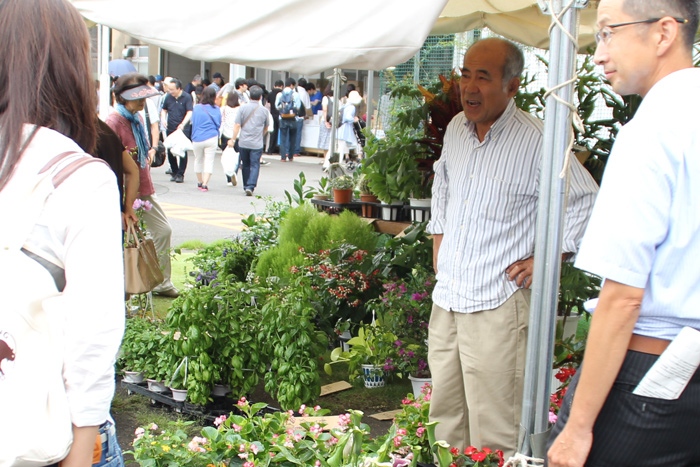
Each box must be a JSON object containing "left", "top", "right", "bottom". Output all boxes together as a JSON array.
[{"left": 426, "top": 37, "right": 599, "bottom": 457}]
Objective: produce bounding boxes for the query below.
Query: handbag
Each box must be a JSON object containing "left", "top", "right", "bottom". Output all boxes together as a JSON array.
[
  {"left": 123, "top": 223, "right": 164, "bottom": 294},
  {"left": 0, "top": 150, "right": 109, "bottom": 466}
]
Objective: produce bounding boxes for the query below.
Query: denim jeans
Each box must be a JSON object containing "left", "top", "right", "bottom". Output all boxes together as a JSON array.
[
  {"left": 93, "top": 421, "right": 124, "bottom": 467},
  {"left": 294, "top": 117, "right": 304, "bottom": 155},
  {"left": 46, "top": 421, "right": 123, "bottom": 467},
  {"left": 279, "top": 118, "right": 297, "bottom": 160},
  {"left": 239, "top": 147, "right": 262, "bottom": 191}
]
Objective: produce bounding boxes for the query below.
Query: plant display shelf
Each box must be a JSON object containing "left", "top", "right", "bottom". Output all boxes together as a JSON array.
[
  {"left": 120, "top": 380, "right": 280, "bottom": 423},
  {"left": 310, "top": 198, "right": 363, "bottom": 215}
]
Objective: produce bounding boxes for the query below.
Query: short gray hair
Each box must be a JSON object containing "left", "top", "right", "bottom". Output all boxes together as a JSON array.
[{"left": 502, "top": 40, "right": 524, "bottom": 85}]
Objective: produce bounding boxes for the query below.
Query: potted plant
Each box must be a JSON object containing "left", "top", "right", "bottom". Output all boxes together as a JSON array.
[
  {"left": 311, "top": 176, "right": 331, "bottom": 201},
  {"left": 329, "top": 174, "right": 355, "bottom": 204},
  {"left": 118, "top": 317, "right": 161, "bottom": 383},
  {"left": 325, "top": 320, "right": 398, "bottom": 388},
  {"left": 372, "top": 266, "right": 434, "bottom": 392},
  {"left": 357, "top": 174, "right": 379, "bottom": 218}
]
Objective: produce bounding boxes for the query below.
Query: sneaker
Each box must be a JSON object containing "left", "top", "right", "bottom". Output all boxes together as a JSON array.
[
  {"left": 260, "top": 161, "right": 271, "bottom": 166},
  {"left": 175, "top": 174, "right": 184, "bottom": 183},
  {"left": 227, "top": 182, "right": 233, "bottom": 187},
  {"left": 280, "top": 157, "right": 287, "bottom": 162},
  {"left": 231, "top": 172, "right": 238, "bottom": 186},
  {"left": 245, "top": 189, "right": 253, "bottom": 197},
  {"left": 197, "top": 182, "right": 203, "bottom": 189},
  {"left": 165, "top": 169, "right": 172, "bottom": 175},
  {"left": 170, "top": 174, "right": 176, "bottom": 182},
  {"left": 200, "top": 186, "right": 208, "bottom": 192}
]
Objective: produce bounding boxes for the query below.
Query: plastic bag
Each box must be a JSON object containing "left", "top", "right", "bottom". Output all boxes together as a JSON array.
[
  {"left": 163, "top": 129, "right": 193, "bottom": 157},
  {"left": 221, "top": 146, "right": 238, "bottom": 177}
]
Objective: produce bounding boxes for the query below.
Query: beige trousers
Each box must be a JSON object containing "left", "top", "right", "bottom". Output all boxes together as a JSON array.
[
  {"left": 428, "top": 289, "right": 531, "bottom": 458},
  {"left": 140, "top": 193, "right": 174, "bottom": 290}
]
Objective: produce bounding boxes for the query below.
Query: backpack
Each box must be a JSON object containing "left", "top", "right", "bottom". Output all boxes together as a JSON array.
[
  {"left": 278, "top": 89, "right": 296, "bottom": 119},
  {"left": 0, "top": 150, "right": 109, "bottom": 466}
]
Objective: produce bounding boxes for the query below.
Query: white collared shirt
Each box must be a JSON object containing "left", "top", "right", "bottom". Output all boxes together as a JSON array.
[
  {"left": 428, "top": 100, "right": 598, "bottom": 313},
  {"left": 575, "top": 68, "right": 700, "bottom": 340}
]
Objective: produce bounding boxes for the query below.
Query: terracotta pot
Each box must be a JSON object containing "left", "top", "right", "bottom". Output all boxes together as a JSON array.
[
  {"left": 360, "top": 194, "right": 379, "bottom": 218},
  {"left": 333, "top": 188, "right": 353, "bottom": 204}
]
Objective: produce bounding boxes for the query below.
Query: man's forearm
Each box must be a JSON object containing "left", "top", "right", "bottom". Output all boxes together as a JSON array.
[{"left": 432, "top": 233, "right": 443, "bottom": 274}]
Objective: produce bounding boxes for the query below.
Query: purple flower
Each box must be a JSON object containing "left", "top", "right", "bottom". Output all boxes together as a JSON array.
[
  {"left": 394, "top": 340, "right": 403, "bottom": 348},
  {"left": 407, "top": 315, "right": 413, "bottom": 324},
  {"left": 398, "top": 284, "right": 407, "bottom": 293},
  {"left": 406, "top": 351, "right": 415, "bottom": 358},
  {"left": 411, "top": 293, "right": 422, "bottom": 301}
]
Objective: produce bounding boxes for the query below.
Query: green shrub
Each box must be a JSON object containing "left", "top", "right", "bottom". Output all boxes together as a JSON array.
[
  {"left": 255, "top": 203, "right": 379, "bottom": 281},
  {"left": 327, "top": 210, "right": 378, "bottom": 253}
]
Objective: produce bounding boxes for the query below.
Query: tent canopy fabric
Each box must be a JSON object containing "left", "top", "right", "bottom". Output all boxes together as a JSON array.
[
  {"left": 433, "top": 1, "right": 600, "bottom": 51},
  {"left": 72, "top": 0, "right": 450, "bottom": 75}
]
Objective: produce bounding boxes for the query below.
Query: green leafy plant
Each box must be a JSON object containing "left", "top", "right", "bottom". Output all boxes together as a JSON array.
[
  {"left": 326, "top": 321, "right": 398, "bottom": 382},
  {"left": 284, "top": 171, "right": 317, "bottom": 206},
  {"left": 329, "top": 174, "right": 355, "bottom": 190},
  {"left": 260, "top": 281, "right": 329, "bottom": 410},
  {"left": 187, "top": 238, "right": 257, "bottom": 286},
  {"left": 127, "top": 420, "right": 200, "bottom": 467},
  {"left": 293, "top": 244, "right": 383, "bottom": 332},
  {"left": 164, "top": 283, "right": 267, "bottom": 404}
]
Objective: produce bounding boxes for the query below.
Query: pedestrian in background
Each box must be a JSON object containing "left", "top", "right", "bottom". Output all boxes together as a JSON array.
[
  {"left": 190, "top": 86, "right": 221, "bottom": 192},
  {"left": 230, "top": 85, "right": 269, "bottom": 196}
]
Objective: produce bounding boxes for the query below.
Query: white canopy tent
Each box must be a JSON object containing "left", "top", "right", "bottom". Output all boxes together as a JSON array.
[{"left": 73, "top": 0, "right": 602, "bottom": 460}]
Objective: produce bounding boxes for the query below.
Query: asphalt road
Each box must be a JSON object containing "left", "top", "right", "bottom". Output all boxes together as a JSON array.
[{"left": 149, "top": 152, "right": 327, "bottom": 246}]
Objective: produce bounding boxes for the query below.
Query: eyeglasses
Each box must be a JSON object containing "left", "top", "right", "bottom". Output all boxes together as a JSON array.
[{"left": 595, "top": 17, "right": 688, "bottom": 45}]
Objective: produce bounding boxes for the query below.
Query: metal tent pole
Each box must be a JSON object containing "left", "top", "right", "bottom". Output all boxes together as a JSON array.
[
  {"left": 519, "top": 0, "right": 584, "bottom": 458},
  {"left": 329, "top": 68, "right": 342, "bottom": 162},
  {"left": 98, "top": 25, "right": 111, "bottom": 121}
]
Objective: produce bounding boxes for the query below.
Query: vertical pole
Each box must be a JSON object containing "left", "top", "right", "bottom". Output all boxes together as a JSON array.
[
  {"left": 519, "top": 0, "right": 581, "bottom": 457},
  {"left": 98, "top": 25, "right": 111, "bottom": 122},
  {"left": 329, "top": 68, "right": 341, "bottom": 162},
  {"left": 366, "top": 70, "right": 375, "bottom": 135}
]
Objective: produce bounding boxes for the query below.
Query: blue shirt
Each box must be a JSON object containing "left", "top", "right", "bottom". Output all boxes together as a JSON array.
[
  {"left": 310, "top": 91, "right": 323, "bottom": 114},
  {"left": 575, "top": 68, "right": 700, "bottom": 340},
  {"left": 190, "top": 104, "right": 221, "bottom": 142}
]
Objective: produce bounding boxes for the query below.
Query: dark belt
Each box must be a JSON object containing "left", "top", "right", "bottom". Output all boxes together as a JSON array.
[{"left": 628, "top": 333, "right": 671, "bottom": 356}]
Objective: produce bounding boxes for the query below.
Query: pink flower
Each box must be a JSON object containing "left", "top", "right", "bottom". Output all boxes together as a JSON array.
[
  {"left": 549, "top": 410, "right": 558, "bottom": 424},
  {"left": 243, "top": 462, "right": 255, "bottom": 467},
  {"left": 416, "top": 426, "right": 425, "bottom": 437},
  {"left": 250, "top": 444, "right": 259, "bottom": 454},
  {"left": 232, "top": 423, "right": 242, "bottom": 432},
  {"left": 134, "top": 427, "right": 145, "bottom": 438},
  {"left": 214, "top": 415, "right": 227, "bottom": 427}
]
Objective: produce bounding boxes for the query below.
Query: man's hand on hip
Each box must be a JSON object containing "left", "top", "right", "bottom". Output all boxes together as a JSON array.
[{"left": 506, "top": 256, "right": 534, "bottom": 288}]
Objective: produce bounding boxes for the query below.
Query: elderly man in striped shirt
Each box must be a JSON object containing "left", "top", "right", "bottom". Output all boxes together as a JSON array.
[{"left": 426, "top": 37, "right": 599, "bottom": 457}]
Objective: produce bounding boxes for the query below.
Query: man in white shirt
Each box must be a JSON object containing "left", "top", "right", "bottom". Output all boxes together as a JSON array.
[
  {"left": 426, "top": 37, "right": 598, "bottom": 457},
  {"left": 548, "top": 1, "right": 700, "bottom": 466}
]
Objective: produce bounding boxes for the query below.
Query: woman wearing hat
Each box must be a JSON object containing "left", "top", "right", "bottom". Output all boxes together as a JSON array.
[{"left": 107, "top": 73, "right": 179, "bottom": 298}]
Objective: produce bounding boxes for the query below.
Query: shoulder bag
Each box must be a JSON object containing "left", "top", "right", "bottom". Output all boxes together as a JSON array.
[{"left": 124, "top": 223, "right": 164, "bottom": 295}]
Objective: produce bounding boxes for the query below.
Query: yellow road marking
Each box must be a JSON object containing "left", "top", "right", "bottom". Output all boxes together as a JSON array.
[{"left": 160, "top": 202, "right": 245, "bottom": 231}]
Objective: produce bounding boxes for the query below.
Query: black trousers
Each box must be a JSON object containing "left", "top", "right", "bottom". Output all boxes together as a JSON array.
[{"left": 548, "top": 350, "right": 700, "bottom": 466}]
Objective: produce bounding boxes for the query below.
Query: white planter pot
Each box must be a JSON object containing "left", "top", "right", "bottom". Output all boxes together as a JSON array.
[
  {"left": 170, "top": 388, "right": 187, "bottom": 402},
  {"left": 408, "top": 375, "right": 432, "bottom": 396},
  {"left": 212, "top": 384, "right": 230, "bottom": 397},
  {"left": 361, "top": 364, "right": 386, "bottom": 389},
  {"left": 123, "top": 371, "right": 145, "bottom": 383},
  {"left": 381, "top": 202, "right": 403, "bottom": 221},
  {"left": 409, "top": 198, "right": 431, "bottom": 223},
  {"left": 146, "top": 379, "right": 168, "bottom": 393}
]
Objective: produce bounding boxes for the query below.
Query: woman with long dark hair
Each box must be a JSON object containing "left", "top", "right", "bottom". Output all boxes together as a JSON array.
[
  {"left": 190, "top": 86, "right": 221, "bottom": 191},
  {"left": 0, "top": 0, "right": 125, "bottom": 465},
  {"left": 107, "top": 73, "right": 179, "bottom": 298}
]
